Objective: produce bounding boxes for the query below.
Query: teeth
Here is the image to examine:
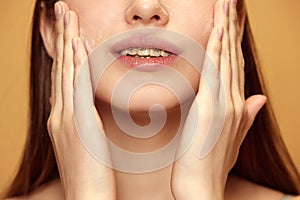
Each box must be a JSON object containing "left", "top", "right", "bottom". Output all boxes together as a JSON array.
[
  {"left": 120, "top": 48, "right": 171, "bottom": 57},
  {"left": 120, "top": 49, "right": 129, "bottom": 56},
  {"left": 137, "top": 48, "right": 150, "bottom": 56},
  {"left": 149, "top": 48, "right": 161, "bottom": 57},
  {"left": 127, "top": 48, "right": 138, "bottom": 56},
  {"left": 160, "top": 51, "right": 170, "bottom": 57}
]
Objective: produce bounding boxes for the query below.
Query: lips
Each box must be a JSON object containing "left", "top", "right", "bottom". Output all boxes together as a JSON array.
[{"left": 111, "top": 34, "right": 180, "bottom": 70}]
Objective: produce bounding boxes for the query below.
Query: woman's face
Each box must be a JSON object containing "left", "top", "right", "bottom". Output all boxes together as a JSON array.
[{"left": 64, "top": 0, "right": 217, "bottom": 112}]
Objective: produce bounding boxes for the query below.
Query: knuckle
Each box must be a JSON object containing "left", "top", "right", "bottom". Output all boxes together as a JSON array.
[
  {"left": 230, "top": 46, "right": 237, "bottom": 54},
  {"left": 55, "top": 57, "right": 63, "bottom": 67},
  {"left": 222, "top": 54, "right": 230, "bottom": 66},
  {"left": 212, "top": 43, "right": 221, "bottom": 54},
  {"left": 47, "top": 105, "right": 64, "bottom": 133},
  {"left": 235, "top": 102, "right": 247, "bottom": 121},
  {"left": 75, "top": 56, "right": 84, "bottom": 68},
  {"left": 210, "top": 51, "right": 219, "bottom": 62},
  {"left": 55, "top": 27, "right": 64, "bottom": 35},
  {"left": 243, "top": 105, "right": 249, "bottom": 118},
  {"left": 231, "top": 14, "right": 238, "bottom": 24},
  {"left": 47, "top": 116, "right": 61, "bottom": 133},
  {"left": 46, "top": 118, "right": 52, "bottom": 132},
  {"left": 235, "top": 104, "right": 245, "bottom": 118}
]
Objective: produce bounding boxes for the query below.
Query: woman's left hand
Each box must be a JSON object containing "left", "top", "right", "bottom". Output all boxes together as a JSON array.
[{"left": 171, "top": 0, "right": 267, "bottom": 199}]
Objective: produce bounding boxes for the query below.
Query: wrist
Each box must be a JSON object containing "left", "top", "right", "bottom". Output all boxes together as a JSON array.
[
  {"left": 173, "top": 187, "right": 224, "bottom": 200},
  {"left": 184, "top": 187, "right": 224, "bottom": 200},
  {"left": 65, "top": 189, "right": 116, "bottom": 200},
  {"left": 63, "top": 177, "right": 117, "bottom": 200},
  {"left": 172, "top": 177, "right": 225, "bottom": 200}
]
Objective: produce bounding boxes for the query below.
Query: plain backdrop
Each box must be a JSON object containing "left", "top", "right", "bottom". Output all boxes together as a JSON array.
[{"left": 0, "top": 0, "right": 300, "bottom": 193}]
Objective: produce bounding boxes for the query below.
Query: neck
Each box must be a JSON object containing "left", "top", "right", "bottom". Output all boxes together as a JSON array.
[
  {"left": 95, "top": 100, "right": 181, "bottom": 199},
  {"left": 115, "top": 167, "right": 175, "bottom": 200}
]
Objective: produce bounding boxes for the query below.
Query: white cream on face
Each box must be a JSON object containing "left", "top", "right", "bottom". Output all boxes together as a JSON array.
[
  {"left": 204, "top": 15, "right": 214, "bottom": 36},
  {"left": 158, "top": 0, "right": 215, "bottom": 47},
  {"left": 79, "top": 28, "right": 102, "bottom": 53},
  {"left": 72, "top": 0, "right": 216, "bottom": 54}
]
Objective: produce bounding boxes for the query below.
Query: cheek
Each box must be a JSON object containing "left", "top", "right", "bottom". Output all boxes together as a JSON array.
[
  {"left": 67, "top": 0, "right": 216, "bottom": 109},
  {"left": 66, "top": 0, "right": 127, "bottom": 51},
  {"left": 66, "top": 0, "right": 216, "bottom": 51},
  {"left": 166, "top": 0, "right": 215, "bottom": 48}
]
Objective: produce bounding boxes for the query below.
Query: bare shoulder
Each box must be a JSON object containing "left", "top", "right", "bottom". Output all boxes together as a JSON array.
[
  {"left": 5, "top": 179, "right": 63, "bottom": 200},
  {"left": 225, "top": 175, "right": 299, "bottom": 200}
]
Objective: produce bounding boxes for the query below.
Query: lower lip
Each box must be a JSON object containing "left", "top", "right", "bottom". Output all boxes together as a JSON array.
[{"left": 117, "top": 54, "right": 178, "bottom": 71}]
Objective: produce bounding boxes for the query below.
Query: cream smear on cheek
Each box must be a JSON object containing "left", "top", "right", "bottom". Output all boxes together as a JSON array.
[
  {"left": 161, "top": 0, "right": 214, "bottom": 46},
  {"left": 77, "top": 9, "right": 118, "bottom": 53},
  {"left": 203, "top": 15, "right": 214, "bottom": 37},
  {"left": 78, "top": 0, "right": 214, "bottom": 53},
  {"left": 79, "top": 28, "right": 99, "bottom": 53}
]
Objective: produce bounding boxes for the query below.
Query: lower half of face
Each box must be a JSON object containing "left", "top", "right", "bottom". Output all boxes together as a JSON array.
[
  {"left": 66, "top": 0, "right": 216, "bottom": 113},
  {"left": 95, "top": 58, "right": 200, "bottom": 113}
]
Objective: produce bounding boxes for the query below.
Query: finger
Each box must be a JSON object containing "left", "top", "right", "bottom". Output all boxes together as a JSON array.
[
  {"left": 220, "top": 0, "right": 232, "bottom": 98},
  {"left": 198, "top": 0, "right": 223, "bottom": 102},
  {"left": 242, "top": 95, "right": 267, "bottom": 133},
  {"left": 72, "top": 37, "right": 94, "bottom": 108},
  {"left": 231, "top": 0, "right": 245, "bottom": 98},
  {"left": 52, "top": 2, "right": 69, "bottom": 112},
  {"left": 229, "top": 0, "right": 241, "bottom": 99},
  {"left": 238, "top": 46, "right": 245, "bottom": 98},
  {"left": 213, "top": 0, "right": 226, "bottom": 28},
  {"left": 72, "top": 37, "right": 88, "bottom": 81},
  {"left": 201, "top": 26, "right": 223, "bottom": 100},
  {"left": 236, "top": 9, "right": 245, "bottom": 98},
  {"left": 72, "top": 37, "right": 108, "bottom": 158},
  {"left": 62, "top": 10, "right": 79, "bottom": 114}
]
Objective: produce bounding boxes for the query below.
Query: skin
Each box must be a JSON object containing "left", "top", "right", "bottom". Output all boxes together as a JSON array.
[{"left": 8, "top": 0, "right": 300, "bottom": 199}]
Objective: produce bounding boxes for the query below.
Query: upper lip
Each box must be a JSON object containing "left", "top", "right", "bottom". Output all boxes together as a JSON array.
[{"left": 111, "top": 34, "right": 181, "bottom": 56}]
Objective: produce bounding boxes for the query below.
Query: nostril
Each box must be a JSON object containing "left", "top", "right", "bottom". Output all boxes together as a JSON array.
[
  {"left": 132, "top": 15, "right": 160, "bottom": 22},
  {"left": 125, "top": 1, "right": 169, "bottom": 25},
  {"left": 153, "top": 15, "right": 160, "bottom": 20},
  {"left": 133, "top": 15, "right": 140, "bottom": 20}
]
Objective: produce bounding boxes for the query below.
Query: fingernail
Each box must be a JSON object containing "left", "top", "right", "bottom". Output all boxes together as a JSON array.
[
  {"left": 54, "top": 3, "right": 62, "bottom": 19},
  {"left": 224, "top": 1, "right": 229, "bottom": 16},
  {"left": 64, "top": 11, "right": 70, "bottom": 26},
  {"left": 231, "top": 0, "right": 237, "bottom": 6},
  {"left": 217, "top": 27, "right": 224, "bottom": 40},
  {"left": 72, "top": 38, "right": 78, "bottom": 51}
]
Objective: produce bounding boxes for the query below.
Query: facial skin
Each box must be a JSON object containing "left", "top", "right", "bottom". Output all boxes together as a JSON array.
[
  {"left": 68, "top": 0, "right": 215, "bottom": 49},
  {"left": 39, "top": 0, "right": 224, "bottom": 157},
  {"left": 63, "top": 0, "right": 217, "bottom": 113},
  {"left": 39, "top": 0, "right": 218, "bottom": 153},
  {"left": 41, "top": 2, "right": 254, "bottom": 199}
]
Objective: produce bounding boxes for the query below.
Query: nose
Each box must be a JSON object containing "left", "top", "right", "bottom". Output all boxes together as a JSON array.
[{"left": 125, "top": 0, "right": 169, "bottom": 25}]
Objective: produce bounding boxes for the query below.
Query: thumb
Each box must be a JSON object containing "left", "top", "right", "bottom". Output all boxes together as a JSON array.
[{"left": 244, "top": 94, "right": 267, "bottom": 130}]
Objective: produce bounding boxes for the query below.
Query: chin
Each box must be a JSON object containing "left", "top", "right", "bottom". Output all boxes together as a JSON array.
[
  {"left": 128, "top": 84, "right": 181, "bottom": 113},
  {"left": 96, "top": 84, "right": 181, "bottom": 114}
]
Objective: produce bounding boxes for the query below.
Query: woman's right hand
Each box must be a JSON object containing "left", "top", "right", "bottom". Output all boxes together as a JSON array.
[{"left": 47, "top": 2, "right": 116, "bottom": 200}]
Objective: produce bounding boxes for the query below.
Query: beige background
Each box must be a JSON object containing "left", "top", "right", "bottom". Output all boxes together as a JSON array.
[{"left": 0, "top": 0, "right": 299, "bottom": 193}]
